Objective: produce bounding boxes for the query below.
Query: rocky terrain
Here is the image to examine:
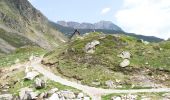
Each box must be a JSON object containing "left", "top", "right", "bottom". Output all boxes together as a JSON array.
[
  {"left": 0, "top": 0, "right": 67, "bottom": 53},
  {"left": 43, "top": 32, "right": 170, "bottom": 90},
  {"left": 0, "top": 0, "right": 170, "bottom": 100}
]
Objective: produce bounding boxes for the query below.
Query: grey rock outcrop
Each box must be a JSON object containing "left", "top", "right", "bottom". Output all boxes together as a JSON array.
[
  {"left": 24, "top": 71, "right": 39, "bottom": 80},
  {"left": 19, "top": 87, "right": 39, "bottom": 100},
  {"left": 34, "top": 78, "right": 46, "bottom": 89},
  {"left": 0, "top": 94, "right": 13, "bottom": 100},
  {"left": 119, "top": 59, "right": 130, "bottom": 67},
  {"left": 118, "top": 51, "right": 131, "bottom": 59},
  {"left": 84, "top": 40, "right": 100, "bottom": 54}
]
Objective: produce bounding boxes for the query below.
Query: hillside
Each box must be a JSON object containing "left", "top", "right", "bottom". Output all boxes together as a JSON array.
[
  {"left": 42, "top": 32, "right": 170, "bottom": 89},
  {"left": 0, "top": 0, "right": 67, "bottom": 53}
]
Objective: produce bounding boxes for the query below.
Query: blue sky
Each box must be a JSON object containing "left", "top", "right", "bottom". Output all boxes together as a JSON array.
[
  {"left": 29, "top": 0, "right": 123, "bottom": 23},
  {"left": 29, "top": 0, "right": 170, "bottom": 39}
]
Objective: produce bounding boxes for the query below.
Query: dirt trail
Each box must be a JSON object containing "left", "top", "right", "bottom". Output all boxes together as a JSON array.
[{"left": 30, "top": 57, "right": 170, "bottom": 100}]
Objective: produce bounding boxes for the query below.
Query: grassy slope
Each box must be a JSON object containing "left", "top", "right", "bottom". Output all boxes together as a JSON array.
[
  {"left": 102, "top": 92, "right": 168, "bottom": 100},
  {"left": 43, "top": 32, "right": 170, "bottom": 89},
  {"left": 0, "top": 46, "right": 46, "bottom": 67},
  {"left": 0, "top": 28, "right": 35, "bottom": 48},
  {"left": 8, "top": 71, "right": 80, "bottom": 96}
]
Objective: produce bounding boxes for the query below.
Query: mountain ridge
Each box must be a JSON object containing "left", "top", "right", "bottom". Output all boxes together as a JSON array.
[
  {"left": 57, "top": 20, "right": 123, "bottom": 31},
  {"left": 0, "top": 0, "right": 67, "bottom": 53}
]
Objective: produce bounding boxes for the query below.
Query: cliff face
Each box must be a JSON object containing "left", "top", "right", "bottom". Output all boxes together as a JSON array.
[{"left": 0, "top": 0, "right": 67, "bottom": 53}]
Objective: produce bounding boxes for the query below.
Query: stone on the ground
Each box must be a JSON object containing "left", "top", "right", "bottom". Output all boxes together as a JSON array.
[
  {"left": 111, "top": 96, "right": 121, "bottom": 100},
  {"left": 60, "top": 90, "right": 76, "bottom": 99},
  {"left": 24, "top": 71, "right": 39, "bottom": 80},
  {"left": 84, "top": 96, "right": 90, "bottom": 100},
  {"left": 39, "top": 92, "right": 48, "bottom": 99},
  {"left": 84, "top": 40, "right": 100, "bottom": 54},
  {"left": 92, "top": 81, "right": 101, "bottom": 86},
  {"left": 49, "top": 93, "right": 60, "bottom": 100},
  {"left": 19, "top": 87, "right": 33, "bottom": 100},
  {"left": 48, "top": 88, "right": 59, "bottom": 94},
  {"left": 77, "top": 92, "right": 84, "bottom": 99},
  {"left": 0, "top": 94, "right": 13, "bottom": 100},
  {"left": 118, "top": 51, "right": 131, "bottom": 59},
  {"left": 34, "top": 78, "right": 45, "bottom": 89},
  {"left": 119, "top": 59, "right": 130, "bottom": 67},
  {"left": 105, "top": 80, "right": 116, "bottom": 88}
]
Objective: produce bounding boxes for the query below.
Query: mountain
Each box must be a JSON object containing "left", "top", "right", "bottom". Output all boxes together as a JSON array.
[
  {"left": 0, "top": 0, "right": 67, "bottom": 53},
  {"left": 51, "top": 22, "right": 163, "bottom": 42},
  {"left": 57, "top": 21, "right": 123, "bottom": 31}
]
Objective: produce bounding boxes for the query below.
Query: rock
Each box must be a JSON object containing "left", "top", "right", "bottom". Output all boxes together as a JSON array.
[
  {"left": 29, "top": 54, "right": 34, "bottom": 61},
  {"left": 84, "top": 96, "right": 90, "bottom": 100},
  {"left": 48, "top": 88, "right": 59, "bottom": 94},
  {"left": 60, "top": 90, "right": 76, "bottom": 99},
  {"left": 49, "top": 93, "right": 60, "bottom": 100},
  {"left": 0, "top": 94, "right": 13, "bottom": 100},
  {"left": 111, "top": 96, "right": 121, "bottom": 100},
  {"left": 118, "top": 51, "right": 131, "bottom": 59},
  {"left": 39, "top": 92, "right": 48, "bottom": 99},
  {"left": 84, "top": 40, "right": 100, "bottom": 54},
  {"left": 24, "top": 71, "right": 39, "bottom": 80},
  {"left": 105, "top": 80, "right": 116, "bottom": 88},
  {"left": 34, "top": 78, "right": 45, "bottom": 89},
  {"left": 19, "top": 87, "right": 33, "bottom": 100},
  {"left": 29, "top": 92, "right": 39, "bottom": 99},
  {"left": 119, "top": 59, "right": 130, "bottom": 67},
  {"left": 92, "top": 81, "right": 101, "bottom": 86},
  {"left": 77, "top": 92, "right": 84, "bottom": 99}
]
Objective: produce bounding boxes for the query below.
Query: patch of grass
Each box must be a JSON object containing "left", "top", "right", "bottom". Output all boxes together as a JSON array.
[
  {"left": 102, "top": 92, "right": 168, "bottom": 100},
  {"left": 0, "top": 46, "right": 47, "bottom": 67}
]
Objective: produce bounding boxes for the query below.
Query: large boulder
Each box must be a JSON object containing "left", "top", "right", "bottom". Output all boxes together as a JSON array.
[
  {"left": 60, "top": 90, "right": 76, "bottom": 99},
  {"left": 19, "top": 87, "right": 39, "bottom": 100},
  {"left": 48, "top": 88, "right": 59, "bottom": 94},
  {"left": 34, "top": 78, "right": 46, "bottom": 89},
  {"left": 118, "top": 51, "right": 131, "bottom": 59},
  {"left": 105, "top": 80, "right": 116, "bottom": 88},
  {"left": 0, "top": 94, "right": 13, "bottom": 100},
  {"left": 48, "top": 93, "right": 60, "bottom": 100},
  {"left": 119, "top": 59, "right": 130, "bottom": 67},
  {"left": 77, "top": 92, "right": 84, "bottom": 99},
  {"left": 24, "top": 71, "right": 39, "bottom": 80},
  {"left": 111, "top": 96, "right": 121, "bottom": 100},
  {"left": 84, "top": 40, "right": 100, "bottom": 54}
]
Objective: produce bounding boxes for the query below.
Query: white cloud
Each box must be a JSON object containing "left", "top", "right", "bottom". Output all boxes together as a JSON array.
[
  {"left": 101, "top": 7, "right": 111, "bottom": 15},
  {"left": 115, "top": 0, "right": 170, "bottom": 39}
]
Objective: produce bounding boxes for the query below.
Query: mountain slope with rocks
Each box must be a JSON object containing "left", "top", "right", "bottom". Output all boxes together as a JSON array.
[
  {"left": 42, "top": 32, "right": 170, "bottom": 90},
  {"left": 0, "top": 0, "right": 67, "bottom": 53}
]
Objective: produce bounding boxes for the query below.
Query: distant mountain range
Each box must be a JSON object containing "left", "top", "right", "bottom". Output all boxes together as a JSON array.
[
  {"left": 52, "top": 21, "right": 164, "bottom": 42},
  {"left": 57, "top": 21, "right": 123, "bottom": 31}
]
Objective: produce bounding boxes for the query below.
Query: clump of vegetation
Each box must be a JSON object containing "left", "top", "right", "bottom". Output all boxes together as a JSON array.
[{"left": 43, "top": 32, "right": 170, "bottom": 88}]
